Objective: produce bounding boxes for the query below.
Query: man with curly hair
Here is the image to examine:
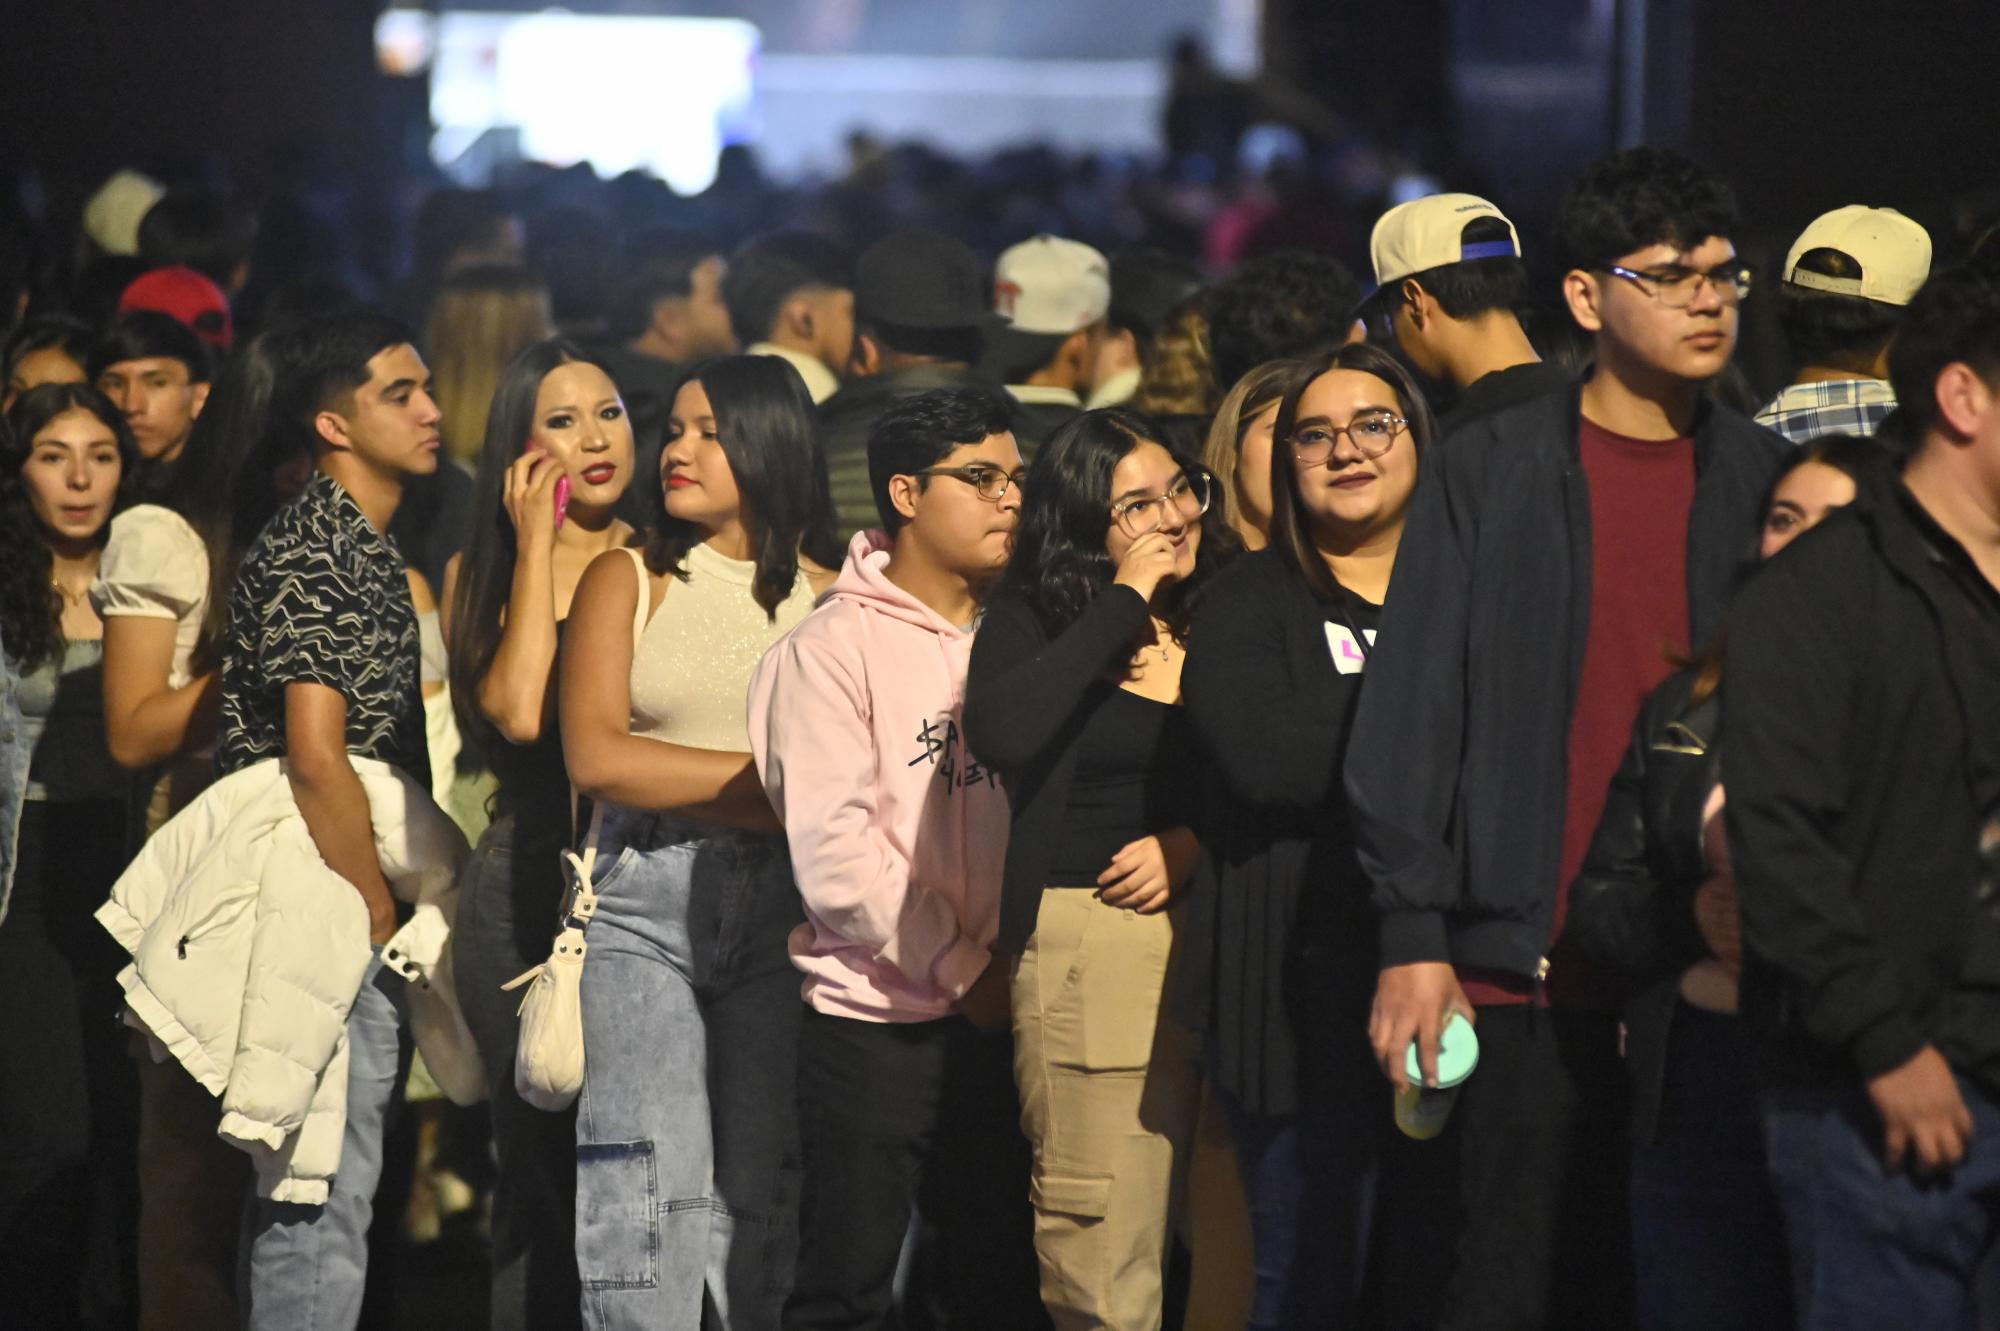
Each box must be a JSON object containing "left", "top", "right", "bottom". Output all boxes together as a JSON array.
[{"left": 1346, "top": 148, "right": 1788, "bottom": 1329}]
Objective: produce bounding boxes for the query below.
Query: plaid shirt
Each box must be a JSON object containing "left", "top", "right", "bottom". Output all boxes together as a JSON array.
[{"left": 1753, "top": 378, "right": 1896, "bottom": 446}]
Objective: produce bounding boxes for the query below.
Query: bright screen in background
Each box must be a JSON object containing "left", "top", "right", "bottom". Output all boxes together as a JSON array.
[{"left": 377, "top": 10, "right": 758, "bottom": 195}]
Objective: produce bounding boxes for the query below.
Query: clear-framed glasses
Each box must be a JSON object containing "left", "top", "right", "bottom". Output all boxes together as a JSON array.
[
  {"left": 1599, "top": 262, "right": 1753, "bottom": 309},
  {"left": 914, "top": 464, "right": 1027, "bottom": 502},
  {"left": 1289, "top": 409, "right": 1408, "bottom": 465},
  {"left": 1110, "top": 467, "right": 1213, "bottom": 539}
]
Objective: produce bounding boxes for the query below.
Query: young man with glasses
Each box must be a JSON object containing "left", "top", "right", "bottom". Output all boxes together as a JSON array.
[
  {"left": 750, "top": 389, "right": 1046, "bottom": 1330},
  {"left": 1345, "top": 147, "right": 1787, "bottom": 1330}
]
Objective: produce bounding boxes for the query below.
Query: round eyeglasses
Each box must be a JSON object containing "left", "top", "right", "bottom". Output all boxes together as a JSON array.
[
  {"left": 1110, "top": 467, "right": 1213, "bottom": 539},
  {"left": 1289, "top": 410, "right": 1408, "bottom": 465}
]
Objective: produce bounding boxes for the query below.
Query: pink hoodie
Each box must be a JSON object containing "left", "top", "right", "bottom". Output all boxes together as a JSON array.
[{"left": 748, "top": 531, "right": 1009, "bottom": 1022}]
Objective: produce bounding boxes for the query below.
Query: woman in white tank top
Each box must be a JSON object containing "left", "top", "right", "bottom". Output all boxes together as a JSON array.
[{"left": 559, "top": 354, "right": 838, "bottom": 1330}]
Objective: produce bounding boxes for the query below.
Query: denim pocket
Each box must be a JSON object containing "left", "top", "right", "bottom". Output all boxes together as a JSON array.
[{"left": 576, "top": 1139, "right": 659, "bottom": 1289}]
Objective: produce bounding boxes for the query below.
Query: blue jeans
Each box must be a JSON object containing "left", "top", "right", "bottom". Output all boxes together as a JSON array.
[
  {"left": 240, "top": 953, "right": 410, "bottom": 1331},
  {"left": 1630, "top": 1005, "right": 1788, "bottom": 1331},
  {"left": 575, "top": 808, "right": 805, "bottom": 1331},
  {"left": 1764, "top": 1073, "right": 2000, "bottom": 1331}
]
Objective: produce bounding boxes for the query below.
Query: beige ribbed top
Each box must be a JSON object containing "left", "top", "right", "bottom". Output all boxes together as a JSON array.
[{"left": 626, "top": 542, "right": 817, "bottom": 752}]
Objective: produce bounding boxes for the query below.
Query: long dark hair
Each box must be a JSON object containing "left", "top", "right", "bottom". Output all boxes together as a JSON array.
[
  {"left": 998, "top": 406, "right": 1236, "bottom": 640},
  {"left": 1267, "top": 343, "right": 1436, "bottom": 604},
  {"left": 162, "top": 326, "right": 308, "bottom": 671},
  {"left": 641, "top": 354, "right": 839, "bottom": 617},
  {"left": 1, "top": 383, "right": 138, "bottom": 670},
  {"left": 446, "top": 336, "right": 626, "bottom": 746}
]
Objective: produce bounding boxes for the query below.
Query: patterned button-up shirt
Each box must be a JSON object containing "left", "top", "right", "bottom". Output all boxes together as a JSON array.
[{"left": 1753, "top": 377, "right": 1896, "bottom": 446}]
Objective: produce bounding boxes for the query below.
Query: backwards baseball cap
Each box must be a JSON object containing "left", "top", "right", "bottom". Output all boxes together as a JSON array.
[
  {"left": 855, "top": 229, "right": 989, "bottom": 330},
  {"left": 1370, "top": 193, "right": 1522, "bottom": 287},
  {"left": 120, "top": 266, "right": 234, "bottom": 352},
  {"left": 993, "top": 235, "right": 1111, "bottom": 336},
  {"left": 1783, "top": 205, "right": 1932, "bottom": 307}
]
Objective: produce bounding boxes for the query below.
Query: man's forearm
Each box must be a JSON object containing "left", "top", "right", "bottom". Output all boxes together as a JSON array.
[{"left": 288, "top": 756, "right": 398, "bottom": 942}]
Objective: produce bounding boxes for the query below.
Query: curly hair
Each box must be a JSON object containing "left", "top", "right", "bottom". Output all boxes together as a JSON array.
[
  {"left": 1204, "top": 250, "right": 1362, "bottom": 394},
  {"left": 1554, "top": 147, "right": 1739, "bottom": 272},
  {"left": 996, "top": 407, "right": 1237, "bottom": 641},
  {"left": 1130, "top": 295, "right": 1218, "bottom": 418}
]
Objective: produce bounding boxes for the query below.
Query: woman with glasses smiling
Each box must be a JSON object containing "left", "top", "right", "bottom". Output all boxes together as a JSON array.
[
  {"left": 1179, "top": 343, "right": 1434, "bottom": 1329},
  {"left": 965, "top": 407, "right": 1236, "bottom": 1331}
]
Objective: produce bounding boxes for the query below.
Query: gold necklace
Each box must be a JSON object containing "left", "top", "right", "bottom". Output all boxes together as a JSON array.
[{"left": 51, "top": 576, "right": 90, "bottom": 608}]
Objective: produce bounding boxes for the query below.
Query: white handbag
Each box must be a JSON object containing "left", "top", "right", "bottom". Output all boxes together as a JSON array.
[
  {"left": 501, "top": 548, "right": 652, "bottom": 1111},
  {"left": 502, "top": 799, "right": 604, "bottom": 1112}
]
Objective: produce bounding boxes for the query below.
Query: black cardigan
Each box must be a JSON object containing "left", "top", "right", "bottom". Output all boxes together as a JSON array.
[
  {"left": 964, "top": 584, "right": 1154, "bottom": 951},
  {"left": 1176, "top": 550, "right": 1378, "bottom": 1116},
  {"left": 1566, "top": 669, "right": 1718, "bottom": 1146}
]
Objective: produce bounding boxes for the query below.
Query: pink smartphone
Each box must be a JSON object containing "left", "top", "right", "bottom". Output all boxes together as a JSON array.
[{"left": 523, "top": 439, "right": 571, "bottom": 531}]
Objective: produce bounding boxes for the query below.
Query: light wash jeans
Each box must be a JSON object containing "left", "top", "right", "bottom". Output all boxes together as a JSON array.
[
  {"left": 575, "top": 807, "right": 805, "bottom": 1331},
  {"left": 240, "top": 952, "right": 409, "bottom": 1331}
]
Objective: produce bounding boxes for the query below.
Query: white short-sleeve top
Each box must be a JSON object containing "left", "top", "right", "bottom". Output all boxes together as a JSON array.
[{"left": 90, "top": 504, "right": 210, "bottom": 689}]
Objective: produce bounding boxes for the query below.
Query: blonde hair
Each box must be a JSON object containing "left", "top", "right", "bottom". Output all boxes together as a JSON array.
[
  {"left": 1130, "top": 297, "right": 1218, "bottom": 418},
  {"left": 1201, "top": 359, "right": 1296, "bottom": 540},
  {"left": 423, "top": 266, "right": 553, "bottom": 465}
]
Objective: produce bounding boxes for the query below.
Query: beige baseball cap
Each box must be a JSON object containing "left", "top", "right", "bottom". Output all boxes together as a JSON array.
[
  {"left": 1783, "top": 206, "right": 1932, "bottom": 306},
  {"left": 993, "top": 235, "right": 1110, "bottom": 335},
  {"left": 1370, "top": 193, "right": 1521, "bottom": 287}
]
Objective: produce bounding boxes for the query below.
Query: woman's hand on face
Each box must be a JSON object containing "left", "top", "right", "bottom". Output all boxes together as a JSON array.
[
  {"left": 1096, "top": 827, "right": 1197, "bottom": 914},
  {"left": 1111, "top": 531, "right": 1183, "bottom": 604},
  {"left": 504, "top": 449, "right": 564, "bottom": 549}
]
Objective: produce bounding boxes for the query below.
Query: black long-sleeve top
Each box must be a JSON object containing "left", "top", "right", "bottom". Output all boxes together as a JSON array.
[
  {"left": 966, "top": 583, "right": 1186, "bottom": 951},
  {"left": 1177, "top": 550, "right": 1380, "bottom": 1116}
]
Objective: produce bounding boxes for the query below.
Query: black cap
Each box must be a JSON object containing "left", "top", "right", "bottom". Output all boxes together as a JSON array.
[{"left": 855, "top": 228, "right": 988, "bottom": 330}]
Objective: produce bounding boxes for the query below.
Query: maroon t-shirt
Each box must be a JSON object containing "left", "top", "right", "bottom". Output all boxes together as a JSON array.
[{"left": 1461, "top": 417, "right": 1695, "bottom": 1008}]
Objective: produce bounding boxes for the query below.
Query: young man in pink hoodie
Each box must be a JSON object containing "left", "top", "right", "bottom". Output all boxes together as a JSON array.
[{"left": 749, "top": 389, "right": 1047, "bottom": 1330}]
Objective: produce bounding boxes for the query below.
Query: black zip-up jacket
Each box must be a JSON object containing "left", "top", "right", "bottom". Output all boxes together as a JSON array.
[
  {"left": 1724, "top": 476, "right": 2000, "bottom": 1089},
  {"left": 1567, "top": 669, "right": 1719, "bottom": 1144},
  {"left": 1344, "top": 386, "right": 1786, "bottom": 974}
]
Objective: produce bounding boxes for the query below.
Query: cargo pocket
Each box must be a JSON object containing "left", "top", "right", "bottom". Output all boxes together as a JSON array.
[
  {"left": 576, "top": 1139, "right": 659, "bottom": 1289},
  {"left": 1030, "top": 1169, "right": 1114, "bottom": 1317}
]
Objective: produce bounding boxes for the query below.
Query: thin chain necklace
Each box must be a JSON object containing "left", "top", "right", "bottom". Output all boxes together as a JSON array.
[{"left": 1132, "top": 619, "right": 1175, "bottom": 666}]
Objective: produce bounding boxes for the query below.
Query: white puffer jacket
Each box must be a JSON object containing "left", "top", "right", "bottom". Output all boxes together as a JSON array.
[{"left": 97, "top": 756, "right": 484, "bottom": 1204}]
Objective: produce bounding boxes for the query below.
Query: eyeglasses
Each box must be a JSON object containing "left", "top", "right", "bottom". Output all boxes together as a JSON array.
[
  {"left": 1599, "top": 263, "right": 1754, "bottom": 308},
  {"left": 914, "top": 464, "right": 1027, "bottom": 503},
  {"left": 1289, "top": 410, "right": 1407, "bottom": 465},
  {"left": 1110, "top": 468, "right": 1212, "bottom": 539}
]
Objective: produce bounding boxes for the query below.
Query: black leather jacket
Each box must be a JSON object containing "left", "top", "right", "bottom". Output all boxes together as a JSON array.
[{"left": 1568, "top": 668, "right": 1721, "bottom": 1145}]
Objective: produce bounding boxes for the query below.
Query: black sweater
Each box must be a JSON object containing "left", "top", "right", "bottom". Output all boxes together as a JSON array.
[
  {"left": 964, "top": 584, "right": 1157, "bottom": 951},
  {"left": 1344, "top": 386, "right": 1785, "bottom": 976},
  {"left": 1725, "top": 476, "right": 2000, "bottom": 1090},
  {"left": 1177, "top": 550, "right": 1379, "bottom": 1116}
]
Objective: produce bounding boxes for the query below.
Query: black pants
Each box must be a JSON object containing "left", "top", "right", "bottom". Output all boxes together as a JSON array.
[
  {"left": 784, "top": 1008, "right": 1047, "bottom": 1331},
  {"left": 1438, "top": 1005, "right": 1635, "bottom": 1331}
]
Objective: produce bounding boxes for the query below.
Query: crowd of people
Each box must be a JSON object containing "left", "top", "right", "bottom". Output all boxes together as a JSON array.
[{"left": 0, "top": 135, "right": 1997, "bottom": 1331}]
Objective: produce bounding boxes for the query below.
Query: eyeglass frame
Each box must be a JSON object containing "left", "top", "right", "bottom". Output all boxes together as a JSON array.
[
  {"left": 912, "top": 463, "right": 1028, "bottom": 503},
  {"left": 1109, "top": 466, "right": 1214, "bottom": 539},
  {"left": 1597, "top": 261, "right": 1754, "bottom": 308},
  {"left": 1287, "top": 409, "right": 1410, "bottom": 465}
]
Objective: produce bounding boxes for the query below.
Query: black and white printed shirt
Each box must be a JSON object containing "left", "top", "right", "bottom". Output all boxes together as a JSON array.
[{"left": 218, "top": 470, "right": 430, "bottom": 787}]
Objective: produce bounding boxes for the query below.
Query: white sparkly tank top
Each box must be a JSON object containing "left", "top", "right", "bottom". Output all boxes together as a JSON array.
[{"left": 622, "top": 542, "right": 817, "bottom": 752}]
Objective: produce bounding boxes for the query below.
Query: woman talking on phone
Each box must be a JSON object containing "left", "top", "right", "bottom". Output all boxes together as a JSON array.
[{"left": 443, "top": 338, "right": 638, "bottom": 1331}]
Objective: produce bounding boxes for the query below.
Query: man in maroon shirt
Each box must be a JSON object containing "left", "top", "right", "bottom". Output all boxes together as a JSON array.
[{"left": 1344, "top": 148, "right": 1786, "bottom": 1329}]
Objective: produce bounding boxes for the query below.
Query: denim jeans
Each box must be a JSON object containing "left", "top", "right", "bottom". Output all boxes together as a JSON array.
[
  {"left": 454, "top": 815, "right": 582, "bottom": 1331},
  {"left": 575, "top": 807, "right": 805, "bottom": 1331},
  {"left": 240, "top": 953, "right": 410, "bottom": 1331},
  {"left": 1764, "top": 1073, "right": 2000, "bottom": 1331},
  {"left": 1629, "top": 1005, "right": 1788, "bottom": 1331}
]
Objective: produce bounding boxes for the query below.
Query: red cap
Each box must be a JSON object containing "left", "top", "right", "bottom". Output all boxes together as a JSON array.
[{"left": 119, "top": 266, "right": 234, "bottom": 352}]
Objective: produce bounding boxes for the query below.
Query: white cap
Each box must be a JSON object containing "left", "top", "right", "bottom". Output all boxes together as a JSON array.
[
  {"left": 993, "top": 235, "right": 1111, "bottom": 335},
  {"left": 1783, "top": 206, "right": 1932, "bottom": 307},
  {"left": 82, "top": 170, "right": 166, "bottom": 257},
  {"left": 1370, "top": 193, "right": 1521, "bottom": 287}
]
